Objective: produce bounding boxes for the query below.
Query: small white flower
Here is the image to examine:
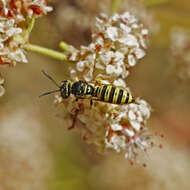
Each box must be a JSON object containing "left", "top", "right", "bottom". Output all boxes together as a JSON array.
[
  {"left": 6, "top": 27, "right": 22, "bottom": 37},
  {"left": 95, "top": 62, "right": 105, "bottom": 70},
  {"left": 105, "top": 135, "right": 126, "bottom": 152},
  {"left": 128, "top": 110, "right": 136, "bottom": 120},
  {"left": 106, "top": 27, "right": 118, "bottom": 41},
  {"left": 69, "top": 51, "right": 79, "bottom": 61},
  {"left": 114, "top": 51, "right": 124, "bottom": 63},
  {"left": 0, "top": 85, "right": 5, "bottom": 96},
  {"left": 125, "top": 129, "right": 135, "bottom": 137},
  {"left": 126, "top": 34, "right": 139, "bottom": 47},
  {"left": 122, "top": 12, "right": 138, "bottom": 24},
  {"left": 28, "top": 0, "right": 53, "bottom": 15},
  {"left": 121, "top": 70, "right": 130, "bottom": 79},
  {"left": 95, "top": 37, "right": 104, "bottom": 46},
  {"left": 136, "top": 114, "right": 143, "bottom": 123},
  {"left": 120, "top": 23, "right": 131, "bottom": 33},
  {"left": 76, "top": 61, "right": 86, "bottom": 72},
  {"left": 106, "top": 65, "right": 115, "bottom": 74},
  {"left": 99, "top": 79, "right": 110, "bottom": 85},
  {"left": 128, "top": 54, "right": 136, "bottom": 66},
  {"left": 112, "top": 13, "right": 120, "bottom": 21},
  {"left": 130, "top": 120, "right": 141, "bottom": 131},
  {"left": 134, "top": 48, "right": 146, "bottom": 59},
  {"left": 131, "top": 23, "right": 139, "bottom": 29},
  {"left": 140, "top": 105, "right": 151, "bottom": 119},
  {"left": 124, "top": 152, "right": 130, "bottom": 159},
  {"left": 139, "top": 35, "right": 147, "bottom": 49},
  {"left": 113, "top": 78, "right": 126, "bottom": 87},
  {"left": 111, "top": 123, "right": 123, "bottom": 131},
  {"left": 10, "top": 49, "right": 28, "bottom": 63},
  {"left": 99, "top": 51, "right": 114, "bottom": 65},
  {"left": 142, "top": 29, "right": 149, "bottom": 35},
  {"left": 83, "top": 69, "right": 93, "bottom": 82},
  {"left": 114, "top": 65, "right": 123, "bottom": 75},
  {"left": 128, "top": 103, "right": 138, "bottom": 112}
]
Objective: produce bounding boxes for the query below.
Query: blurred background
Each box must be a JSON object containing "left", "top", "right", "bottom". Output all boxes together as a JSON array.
[{"left": 0, "top": 0, "right": 190, "bottom": 189}]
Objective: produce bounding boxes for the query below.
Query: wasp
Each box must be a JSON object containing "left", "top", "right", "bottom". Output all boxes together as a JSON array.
[{"left": 40, "top": 71, "right": 135, "bottom": 105}]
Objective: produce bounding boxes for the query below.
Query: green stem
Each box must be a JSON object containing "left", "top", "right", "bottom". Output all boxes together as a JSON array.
[
  {"left": 144, "top": 0, "right": 170, "bottom": 7},
  {"left": 111, "top": 0, "right": 122, "bottom": 14},
  {"left": 23, "top": 17, "right": 35, "bottom": 41},
  {"left": 26, "top": 17, "right": 35, "bottom": 34},
  {"left": 59, "top": 41, "right": 68, "bottom": 52},
  {"left": 24, "top": 44, "right": 67, "bottom": 61}
]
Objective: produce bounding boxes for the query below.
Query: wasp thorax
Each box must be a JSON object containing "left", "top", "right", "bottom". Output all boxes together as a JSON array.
[
  {"left": 60, "top": 80, "right": 72, "bottom": 99},
  {"left": 71, "top": 81, "right": 86, "bottom": 96}
]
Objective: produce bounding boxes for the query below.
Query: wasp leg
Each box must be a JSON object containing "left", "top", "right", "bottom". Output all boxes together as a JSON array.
[
  {"left": 74, "top": 97, "right": 93, "bottom": 106},
  {"left": 68, "top": 121, "right": 75, "bottom": 130},
  {"left": 90, "top": 99, "right": 93, "bottom": 106},
  {"left": 94, "top": 77, "right": 103, "bottom": 86},
  {"left": 68, "top": 108, "right": 79, "bottom": 130}
]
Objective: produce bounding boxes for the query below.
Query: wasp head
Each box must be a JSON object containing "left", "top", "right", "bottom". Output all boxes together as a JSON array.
[{"left": 60, "top": 80, "right": 72, "bottom": 99}]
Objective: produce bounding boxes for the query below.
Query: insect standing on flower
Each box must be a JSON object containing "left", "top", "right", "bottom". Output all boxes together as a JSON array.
[{"left": 40, "top": 70, "right": 135, "bottom": 105}]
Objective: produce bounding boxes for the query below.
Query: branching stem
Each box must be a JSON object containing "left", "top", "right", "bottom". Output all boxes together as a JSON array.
[
  {"left": 111, "top": 0, "right": 122, "bottom": 14},
  {"left": 24, "top": 44, "right": 67, "bottom": 61},
  {"left": 59, "top": 41, "right": 69, "bottom": 52},
  {"left": 144, "top": 0, "right": 169, "bottom": 7}
]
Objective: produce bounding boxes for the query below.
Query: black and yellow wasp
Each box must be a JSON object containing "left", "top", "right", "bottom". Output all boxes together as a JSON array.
[{"left": 40, "top": 71, "right": 135, "bottom": 105}]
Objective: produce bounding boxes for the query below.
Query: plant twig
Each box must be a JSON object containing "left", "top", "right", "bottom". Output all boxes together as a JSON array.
[
  {"left": 24, "top": 44, "right": 67, "bottom": 61},
  {"left": 59, "top": 41, "right": 69, "bottom": 52},
  {"left": 111, "top": 0, "right": 122, "bottom": 14},
  {"left": 23, "top": 17, "right": 35, "bottom": 41},
  {"left": 26, "top": 17, "right": 35, "bottom": 34},
  {"left": 144, "top": 0, "right": 170, "bottom": 7}
]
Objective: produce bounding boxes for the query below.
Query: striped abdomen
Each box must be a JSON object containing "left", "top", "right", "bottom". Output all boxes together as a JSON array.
[{"left": 93, "top": 85, "right": 133, "bottom": 105}]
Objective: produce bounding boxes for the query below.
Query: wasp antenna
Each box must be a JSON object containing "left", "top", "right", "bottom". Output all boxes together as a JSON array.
[
  {"left": 41, "top": 70, "right": 60, "bottom": 88},
  {"left": 39, "top": 89, "right": 60, "bottom": 98}
]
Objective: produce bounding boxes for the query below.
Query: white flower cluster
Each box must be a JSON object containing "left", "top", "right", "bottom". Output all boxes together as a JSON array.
[
  {"left": 0, "top": 0, "right": 52, "bottom": 65},
  {"left": 56, "top": 13, "right": 161, "bottom": 166},
  {"left": 0, "top": 17, "right": 27, "bottom": 66},
  {"left": 0, "top": 0, "right": 52, "bottom": 18},
  {"left": 105, "top": 99, "right": 152, "bottom": 160},
  {"left": 120, "top": 0, "right": 160, "bottom": 34},
  {"left": 57, "top": 91, "right": 155, "bottom": 165},
  {"left": 170, "top": 28, "right": 190, "bottom": 80},
  {"left": 0, "top": 0, "right": 52, "bottom": 96},
  {"left": 68, "top": 12, "right": 148, "bottom": 83}
]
